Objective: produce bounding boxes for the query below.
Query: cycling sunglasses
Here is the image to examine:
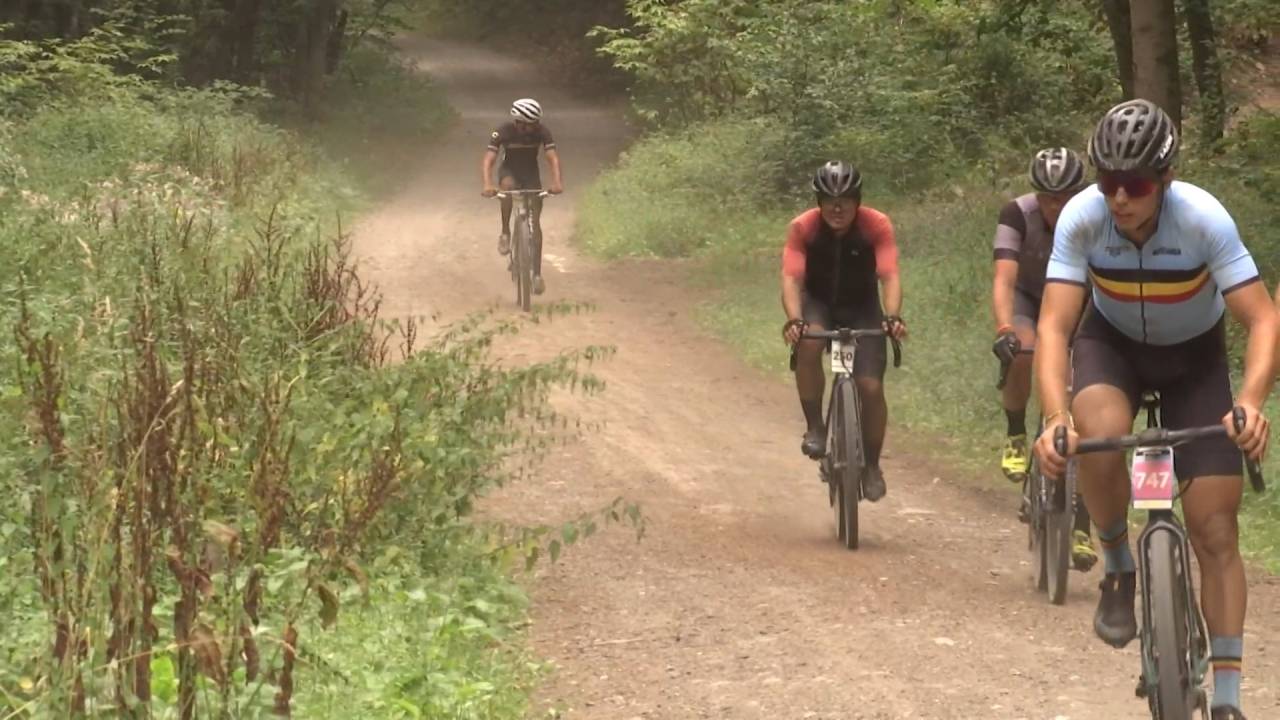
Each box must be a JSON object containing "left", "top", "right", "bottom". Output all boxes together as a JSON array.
[{"left": 1097, "top": 171, "right": 1158, "bottom": 199}]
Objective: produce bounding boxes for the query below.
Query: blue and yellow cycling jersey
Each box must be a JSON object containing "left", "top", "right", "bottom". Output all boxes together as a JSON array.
[{"left": 1046, "top": 181, "right": 1259, "bottom": 345}]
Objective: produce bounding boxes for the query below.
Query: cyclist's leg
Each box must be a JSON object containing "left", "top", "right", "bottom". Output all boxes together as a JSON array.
[
  {"left": 497, "top": 171, "right": 516, "bottom": 254},
  {"left": 1072, "top": 314, "right": 1142, "bottom": 646},
  {"left": 794, "top": 294, "right": 830, "bottom": 457},
  {"left": 846, "top": 303, "right": 888, "bottom": 500},
  {"left": 1158, "top": 326, "right": 1246, "bottom": 711},
  {"left": 1000, "top": 291, "right": 1038, "bottom": 481},
  {"left": 530, "top": 192, "right": 545, "bottom": 276}
]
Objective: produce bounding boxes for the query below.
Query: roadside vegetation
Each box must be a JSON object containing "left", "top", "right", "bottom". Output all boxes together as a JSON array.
[{"left": 0, "top": 3, "right": 640, "bottom": 717}]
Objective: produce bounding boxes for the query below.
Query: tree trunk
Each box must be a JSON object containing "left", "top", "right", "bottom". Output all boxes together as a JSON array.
[
  {"left": 1101, "top": 0, "right": 1136, "bottom": 98},
  {"left": 294, "top": 0, "right": 340, "bottom": 114},
  {"left": 1182, "top": 0, "right": 1226, "bottom": 141},
  {"left": 231, "top": 0, "right": 264, "bottom": 83},
  {"left": 1130, "top": 0, "right": 1183, "bottom": 129}
]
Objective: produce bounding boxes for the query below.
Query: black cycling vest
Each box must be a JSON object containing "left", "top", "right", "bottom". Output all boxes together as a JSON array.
[{"left": 803, "top": 221, "right": 880, "bottom": 310}]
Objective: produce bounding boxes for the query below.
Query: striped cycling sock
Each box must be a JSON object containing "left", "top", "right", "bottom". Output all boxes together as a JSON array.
[
  {"left": 1211, "top": 636, "right": 1243, "bottom": 710},
  {"left": 1097, "top": 520, "right": 1135, "bottom": 574}
]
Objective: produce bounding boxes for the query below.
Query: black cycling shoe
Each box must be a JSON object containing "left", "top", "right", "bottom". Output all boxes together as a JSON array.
[
  {"left": 1094, "top": 571, "right": 1138, "bottom": 648},
  {"left": 862, "top": 466, "right": 887, "bottom": 502},
  {"left": 801, "top": 428, "right": 826, "bottom": 459},
  {"left": 1211, "top": 706, "right": 1247, "bottom": 720}
]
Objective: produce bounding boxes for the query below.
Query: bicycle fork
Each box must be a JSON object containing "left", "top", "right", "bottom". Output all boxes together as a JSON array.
[{"left": 1135, "top": 514, "right": 1210, "bottom": 701}]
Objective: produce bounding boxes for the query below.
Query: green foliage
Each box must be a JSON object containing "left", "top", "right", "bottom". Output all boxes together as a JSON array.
[
  {"left": 577, "top": 118, "right": 788, "bottom": 258},
  {"left": 417, "top": 0, "right": 628, "bottom": 88},
  {"left": 593, "top": 0, "right": 1115, "bottom": 187}
]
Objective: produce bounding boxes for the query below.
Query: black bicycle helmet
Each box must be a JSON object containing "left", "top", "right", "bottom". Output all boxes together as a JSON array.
[
  {"left": 812, "top": 160, "right": 862, "bottom": 198},
  {"left": 1029, "top": 147, "right": 1088, "bottom": 193},
  {"left": 1087, "top": 99, "right": 1179, "bottom": 173}
]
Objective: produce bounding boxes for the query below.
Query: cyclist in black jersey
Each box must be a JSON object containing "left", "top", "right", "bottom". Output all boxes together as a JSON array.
[
  {"left": 991, "top": 147, "right": 1097, "bottom": 571},
  {"left": 481, "top": 98, "right": 563, "bottom": 295}
]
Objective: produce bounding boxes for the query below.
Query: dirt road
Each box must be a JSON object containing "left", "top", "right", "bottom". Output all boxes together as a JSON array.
[{"left": 351, "top": 37, "right": 1280, "bottom": 719}]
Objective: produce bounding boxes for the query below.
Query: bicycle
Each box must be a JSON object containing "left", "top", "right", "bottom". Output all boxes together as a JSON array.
[
  {"left": 493, "top": 189, "right": 548, "bottom": 312},
  {"left": 1054, "top": 395, "right": 1264, "bottom": 719},
  {"left": 798, "top": 327, "right": 901, "bottom": 550},
  {"left": 998, "top": 348, "right": 1076, "bottom": 605}
]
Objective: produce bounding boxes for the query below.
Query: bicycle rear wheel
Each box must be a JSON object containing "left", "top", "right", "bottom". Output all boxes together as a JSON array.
[
  {"left": 1145, "top": 528, "right": 1196, "bottom": 720},
  {"left": 836, "top": 379, "right": 863, "bottom": 551}
]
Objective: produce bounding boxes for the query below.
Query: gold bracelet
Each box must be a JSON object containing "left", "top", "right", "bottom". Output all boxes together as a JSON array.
[{"left": 1044, "top": 410, "right": 1075, "bottom": 430}]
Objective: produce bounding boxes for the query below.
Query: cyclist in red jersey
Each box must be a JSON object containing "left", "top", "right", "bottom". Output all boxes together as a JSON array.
[{"left": 782, "top": 161, "right": 906, "bottom": 502}]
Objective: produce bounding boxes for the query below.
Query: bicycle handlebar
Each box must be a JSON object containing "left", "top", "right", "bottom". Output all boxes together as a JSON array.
[
  {"left": 801, "top": 328, "right": 903, "bottom": 369},
  {"left": 1053, "top": 407, "right": 1265, "bottom": 493},
  {"left": 493, "top": 189, "right": 550, "bottom": 199}
]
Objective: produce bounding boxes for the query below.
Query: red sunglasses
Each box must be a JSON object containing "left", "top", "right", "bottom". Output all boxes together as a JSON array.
[{"left": 1098, "top": 172, "right": 1158, "bottom": 199}]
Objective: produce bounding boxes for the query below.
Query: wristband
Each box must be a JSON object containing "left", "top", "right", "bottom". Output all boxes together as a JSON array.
[{"left": 1044, "top": 410, "right": 1075, "bottom": 430}]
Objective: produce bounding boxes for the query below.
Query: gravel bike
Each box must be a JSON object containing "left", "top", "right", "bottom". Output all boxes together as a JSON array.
[
  {"left": 1055, "top": 395, "right": 1263, "bottom": 719},
  {"left": 800, "top": 327, "right": 901, "bottom": 550},
  {"left": 494, "top": 189, "right": 547, "bottom": 312}
]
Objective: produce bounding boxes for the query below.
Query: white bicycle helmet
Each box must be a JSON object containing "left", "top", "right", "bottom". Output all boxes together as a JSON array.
[{"left": 511, "top": 98, "right": 543, "bottom": 123}]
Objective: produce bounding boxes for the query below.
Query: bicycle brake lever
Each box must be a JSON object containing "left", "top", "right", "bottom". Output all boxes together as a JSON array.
[
  {"left": 1053, "top": 424, "right": 1068, "bottom": 458},
  {"left": 891, "top": 338, "right": 902, "bottom": 368},
  {"left": 1233, "top": 406, "right": 1266, "bottom": 493}
]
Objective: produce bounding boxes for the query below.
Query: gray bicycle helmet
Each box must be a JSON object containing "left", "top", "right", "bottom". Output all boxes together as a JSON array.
[
  {"left": 812, "top": 160, "right": 862, "bottom": 198},
  {"left": 1029, "top": 147, "right": 1088, "bottom": 193},
  {"left": 1087, "top": 99, "right": 1179, "bottom": 173}
]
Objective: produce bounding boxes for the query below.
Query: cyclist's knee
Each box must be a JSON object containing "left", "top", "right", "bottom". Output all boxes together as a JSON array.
[
  {"left": 1013, "top": 320, "right": 1036, "bottom": 350},
  {"left": 1072, "top": 385, "right": 1132, "bottom": 438},
  {"left": 795, "top": 338, "right": 824, "bottom": 364},
  {"left": 499, "top": 176, "right": 516, "bottom": 190},
  {"left": 855, "top": 377, "right": 883, "bottom": 398}
]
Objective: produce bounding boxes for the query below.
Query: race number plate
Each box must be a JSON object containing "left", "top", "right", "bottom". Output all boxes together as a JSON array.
[
  {"left": 1131, "top": 446, "right": 1177, "bottom": 510},
  {"left": 830, "top": 340, "right": 856, "bottom": 374}
]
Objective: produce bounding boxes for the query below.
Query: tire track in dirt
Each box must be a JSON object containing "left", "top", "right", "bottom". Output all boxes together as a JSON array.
[{"left": 350, "top": 36, "right": 1280, "bottom": 719}]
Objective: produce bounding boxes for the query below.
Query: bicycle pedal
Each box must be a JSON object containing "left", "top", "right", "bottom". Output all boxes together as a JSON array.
[{"left": 1133, "top": 676, "right": 1147, "bottom": 699}]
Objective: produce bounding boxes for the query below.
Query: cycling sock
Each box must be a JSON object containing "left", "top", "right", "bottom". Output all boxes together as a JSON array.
[
  {"left": 801, "top": 398, "right": 823, "bottom": 434},
  {"left": 532, "top": 229, "right": 543, "bottom": 275},
  {"left": 1005, "top": 408, "right": 1026, "bottom": 438},
  {"left": 1097, "top": 520, "right": 1135, "bottom": 574},
  {"left": 1210, "top": 636, "right": 1243, "bottom": 709}
]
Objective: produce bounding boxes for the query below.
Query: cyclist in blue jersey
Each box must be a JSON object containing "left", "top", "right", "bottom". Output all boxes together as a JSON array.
[{"left": 1033, "top": 100, "right": 1277, "bottom": 720}]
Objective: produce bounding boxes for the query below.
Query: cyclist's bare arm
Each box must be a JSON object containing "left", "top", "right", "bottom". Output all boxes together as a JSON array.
[
  {"left": 481, "top": 149, "right": 499, "bottom": 193},
  {"left": 1223, "top": 281, "right": 1278, "bottom": 454},
  {"left": 545, "top": 147, "right": 563, "bottom": 192},
  {"left": 781, "top": 274, "right": 805, "bottom": 324},
  {"left": 992, "top": 259, "right": 1018, "bottom": 332},
  {"left": 879, "top": 271, "right": 902, "bottom": 319},
  {"left": 1035, "top": 282, "right": 1087, "bottom": 423}
]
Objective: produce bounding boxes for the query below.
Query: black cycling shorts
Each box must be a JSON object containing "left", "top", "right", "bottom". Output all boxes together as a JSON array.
[
  {"left": 499, "top": 164, "right": 541, "bottom": 190},
  {"left": 1072, "top": 309, "right": 1239, "bottom": 480},
  {"left": 801, "top": 293, "right": 886, "bottom": 380},
  {"left": 1013, "top": 288, "right": 1041, "bottom": 325}
]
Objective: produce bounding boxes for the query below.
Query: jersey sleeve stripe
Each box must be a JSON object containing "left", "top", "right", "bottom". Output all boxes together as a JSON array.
[
  {"left": 1045, "top": 277, "right": 1087, "bottom": 288},
  {"left": 994, "top": 249, "right": 1018, "bottom": 261},
  {"left": 1221, "top": 275, "right": 1262, "bottom": 295}
]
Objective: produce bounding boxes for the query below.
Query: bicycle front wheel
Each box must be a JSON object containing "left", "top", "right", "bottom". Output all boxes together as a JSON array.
[
  {"left": 1043, "top": 460, "right": 1075, "bottom": 605},
  {"left": 514, "top": 220, "right": 532, "bottom": 312},
  {"left": 836, "top": 379, "right": 863, "bottom": 551},
  {"left": 1145, "top": 528, "right": 1196, "bottom": 720}
]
